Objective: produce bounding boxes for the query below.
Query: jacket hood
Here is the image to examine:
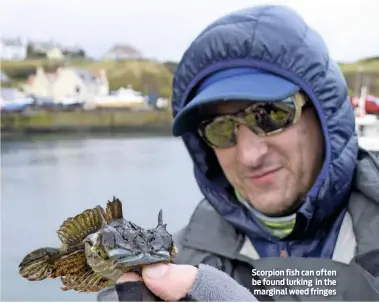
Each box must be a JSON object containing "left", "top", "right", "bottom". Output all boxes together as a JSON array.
[{"left": 171, "top": 5, "right": 359, "bottom": 241}]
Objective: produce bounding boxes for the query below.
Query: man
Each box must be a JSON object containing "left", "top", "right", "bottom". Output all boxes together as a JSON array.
[{"left": 99, "top": 4, "right": 379, "bottom": 301}]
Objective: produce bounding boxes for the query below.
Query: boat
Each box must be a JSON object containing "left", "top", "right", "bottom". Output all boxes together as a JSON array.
[
  {"left": 0, "top": 88, "right": 34, "bottom": 112},
  {"left": 91, "top": 85, "right": 149, "bottom": 109},
  {"left": 355, "top": 87, "right": 379, "bottom": 152}
]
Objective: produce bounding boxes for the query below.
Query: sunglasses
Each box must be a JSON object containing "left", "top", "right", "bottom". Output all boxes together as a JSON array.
[{"left": 197, "top": 93, "right": 307, "bottom": 149}]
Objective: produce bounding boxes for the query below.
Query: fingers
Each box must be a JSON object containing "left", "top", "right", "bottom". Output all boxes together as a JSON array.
[
  {"left": 115, "top": 264, "right": 197, "bottom": 301},
  {"left": 142, "top": 263, "right": 198, "bottom": 301},
  {"left": 110, "top": 263, "right": 257, "bottom": 302},
  {"left": 97, "top": 272, "right": 143, "bottom": 302},
  {"left": 117, "top": 272, "right": 143, "bottom": 283}
]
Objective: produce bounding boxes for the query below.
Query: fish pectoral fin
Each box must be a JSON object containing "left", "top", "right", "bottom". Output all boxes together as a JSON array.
[
  {"left": 55, "top": 249, "right": 87, "bottom": 276},
  {"left": 60, "top": 267, "right": 114, "bottom": 293},
  {"left": 57, "top": 207, "right": 106, "bottom": 246},
  {"left": 19, "top": 247, "right": 62, "bottom": 281}
]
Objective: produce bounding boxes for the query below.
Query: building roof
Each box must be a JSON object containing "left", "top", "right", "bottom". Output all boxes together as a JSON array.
[
  {"left": 1, "top": 37, "right": 25, "bottom": 47},
  {"left": 105, "top": 44, "right": 142, "bottom": 57}
]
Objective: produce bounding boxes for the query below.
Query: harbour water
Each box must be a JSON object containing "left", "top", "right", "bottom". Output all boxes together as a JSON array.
[
  {"left": 1, "top": 135, "right": 203, "bottom": 301},
  {"left": 2, "top": 132, "right": 378, "bottom": 301}
]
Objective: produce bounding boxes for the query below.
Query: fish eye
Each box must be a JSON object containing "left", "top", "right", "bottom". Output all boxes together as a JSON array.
[
  {"left": 150, "top": 235, "right": 159, "bottom": 244},
  {"left": 83, "top": 238, "right": 94, "bottom": 246},
  {"left": 84, "top": 233, "right": 99, "bottom": 246}
]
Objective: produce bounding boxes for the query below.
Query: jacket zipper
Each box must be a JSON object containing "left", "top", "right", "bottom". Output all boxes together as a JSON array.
[{"left": 280, "top": 242, "right": 289, "bottom": 257}]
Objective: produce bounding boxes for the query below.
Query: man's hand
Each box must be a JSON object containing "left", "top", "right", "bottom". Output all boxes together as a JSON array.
[
  {"left": 98, "top": 262, "right": 257, "bottom": 301},
  {"left": 118, "top": 263, "right": 198, "bottom": 301}
]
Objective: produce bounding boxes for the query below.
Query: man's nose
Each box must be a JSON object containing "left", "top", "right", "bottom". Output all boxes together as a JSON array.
[{"left": 235, "top": 125, "right": 268, "bottom": 167}]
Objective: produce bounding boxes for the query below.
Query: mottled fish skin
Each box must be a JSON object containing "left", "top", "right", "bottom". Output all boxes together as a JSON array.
[{"left": 18, "top": 197, "right": 177, "bottom": 293}]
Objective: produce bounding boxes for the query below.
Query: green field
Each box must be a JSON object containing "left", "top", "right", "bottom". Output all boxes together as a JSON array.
[
  {"left": 1, "top": 59, "right": 174, "bottom": 98},
  {"left": 2, "top": 56, "right": 379, "bottom": 98}
]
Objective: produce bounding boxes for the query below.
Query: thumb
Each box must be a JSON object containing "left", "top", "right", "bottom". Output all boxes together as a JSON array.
[{"left": 142, "top": 263, "right": 198, "bottom": 301}]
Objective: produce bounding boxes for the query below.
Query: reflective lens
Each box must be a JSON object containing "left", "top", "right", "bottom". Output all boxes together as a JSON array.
[
  {"left": 198, "top": 93, "right": 306, "bottom": 148},
  {"left": 203, "top": 119, "right": 236, "bottom": 148}
]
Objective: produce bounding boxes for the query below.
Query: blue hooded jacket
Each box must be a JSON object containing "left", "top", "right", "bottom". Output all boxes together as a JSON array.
[{"left": 171, "top": 5, "right": 359, "bottom": 258}]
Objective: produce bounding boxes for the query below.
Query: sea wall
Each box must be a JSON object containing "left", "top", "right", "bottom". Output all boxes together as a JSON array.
[{"left": 1, "top": 109, "right": 173, "bottom": 137}]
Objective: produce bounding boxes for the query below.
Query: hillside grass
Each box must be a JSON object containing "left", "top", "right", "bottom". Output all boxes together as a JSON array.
[
  {"left": 1, "top": 58, "right": 174, "bottom": 98},
  {"left": 339, "top": 57, "right": 379, "bottom": 96},
  {"left": 339, "top": 56, "right": 379, "bottom": 73},
  {"left": 2, "top": 56, "right": 379, "bottom": 97}
]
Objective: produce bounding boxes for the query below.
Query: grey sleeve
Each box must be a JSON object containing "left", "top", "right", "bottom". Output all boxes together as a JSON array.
[{"left": 187, "top": 263, "right": 258, "bottom": 301}]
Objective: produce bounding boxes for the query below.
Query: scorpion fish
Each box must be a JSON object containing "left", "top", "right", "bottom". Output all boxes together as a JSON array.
[{"left": 18, "top": 197, "right": 177, "bottom": 293}]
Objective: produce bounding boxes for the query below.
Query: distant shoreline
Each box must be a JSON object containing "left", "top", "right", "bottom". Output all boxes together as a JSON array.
[
  {"left": 1, "top": 109, "right": 174, "bottom": 141},
  {"left": 1, "top": 126, "right": 174, "bottom": 142}
]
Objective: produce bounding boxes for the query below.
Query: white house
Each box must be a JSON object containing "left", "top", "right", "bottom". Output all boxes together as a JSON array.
[
  {"left": 29, "top": 41, "right": 65, "bottom": 60},
  {"left": 28, "top": 40, "right": 86, "bottom": 60},
  {"left": 0, "top": 37, "right": 27, "bottom": 60},
  {"left": 23, "top": 66, "right": 109, "bottom": 103},
  {"left": 103, "top": 44, "right": 142, "bottom": 60}
]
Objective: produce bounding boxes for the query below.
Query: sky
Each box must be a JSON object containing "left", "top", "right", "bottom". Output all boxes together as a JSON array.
[{"left": 1, "top": 0, "right": 378, "bottom": 63}]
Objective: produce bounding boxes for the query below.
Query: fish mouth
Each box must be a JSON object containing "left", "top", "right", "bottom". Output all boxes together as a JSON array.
[{"left": 109, "top": 249, "right": 171, "bottom": 266}]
